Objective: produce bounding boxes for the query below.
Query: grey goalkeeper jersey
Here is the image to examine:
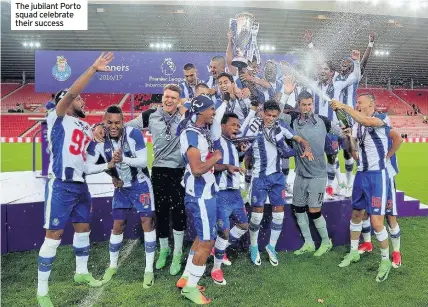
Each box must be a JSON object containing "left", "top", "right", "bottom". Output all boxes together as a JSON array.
[
  {"left": 281, "top": 112, "right": 342, "bottom": 178},
  {"left": 126, "top": 108, "right": 185, "bottom": 169}
]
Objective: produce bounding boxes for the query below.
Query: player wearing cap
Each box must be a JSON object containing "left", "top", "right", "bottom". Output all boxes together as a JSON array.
[{"left": 175, "top": 95, "right": 222, "bottom": 304}]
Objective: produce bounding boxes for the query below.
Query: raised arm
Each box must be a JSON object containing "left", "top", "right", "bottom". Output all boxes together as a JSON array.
[
  {"left": 226, "top": 31, "right": 238, "bottom": 76},
  {"left": 56, "top": 52, "right": 114, "bottom": 117},
  {"left": 331, "top": 99, "right": 386, "bottom": 127},
  {"left": 360, "top": 31, "right": 375, "bottom": 76},
  {"left": 240, "top": 105, "right": 257, "bottom": 135}
]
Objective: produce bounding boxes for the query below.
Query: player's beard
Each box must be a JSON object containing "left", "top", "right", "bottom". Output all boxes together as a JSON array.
[{"left": 73, "top": 108, "right": 86, "bottom": 118}]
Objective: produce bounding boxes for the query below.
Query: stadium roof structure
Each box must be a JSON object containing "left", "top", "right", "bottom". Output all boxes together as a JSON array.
[{"left": 1, "top": 0, "right": 428, "bottom": 86}]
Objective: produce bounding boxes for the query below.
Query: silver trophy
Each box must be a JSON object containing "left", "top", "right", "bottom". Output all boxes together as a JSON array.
[{"left": 229, "top": 12, "right": 261, "bottom": 69}]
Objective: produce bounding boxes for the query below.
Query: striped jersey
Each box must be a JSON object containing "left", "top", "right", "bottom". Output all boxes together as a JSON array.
[
  {"left": 179, "top": 80, "right": 201, "bottom": 99},
  {"left": 180, "top": 125, "right": 218, "bottom": 199},
  {"left": 352, "top": 113, "right": 391, "bottom": 172},
  {"left": 245, "top": 117, "right": 296, "bottom": 177},
  {"left": 387, "top": 135, "right": 399, "bottom": 178},
  {"left": 313, "top": 60, "right": 361, "bottom": 121},
  {"left": 86, "top": 126, "right": 148, "bottom": 188},
  {"left": 215, "top": 98, "right": 250, "bottom": 124},
  {"left": 47, "top": 110, "right": 92, "bottom": 182},
  {"left": 215, "top": 136, "right": 240, "bottom": 190}
]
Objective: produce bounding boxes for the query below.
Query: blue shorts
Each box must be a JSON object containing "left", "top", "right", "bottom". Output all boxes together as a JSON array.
[
  {"left": 112, "top": 179, "right": 155, "bottom": 219},
  {"left": 386, "top": 176, "right": 398, "bottom": 216},
  {"left": 324, "top": 133, "right": 339, "bottom": 155},
  {"left": 43, "top": 179, "right": 91, "bottom": 230},
  {"left": 251, "top": 172, "right": 286, "bottom": 207},
  {"left": 216, "top": 189, "right": 248, "bottom": 231},
  {"left": 185, "top": 194, "right": 217, "bottom": 241},
  {"left": 352, "top": 170, "right": 389, "bottom": 215}
]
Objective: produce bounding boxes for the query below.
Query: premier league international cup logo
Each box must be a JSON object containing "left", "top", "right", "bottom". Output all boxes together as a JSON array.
[
  {"left": 52, "top": 56, "right": 71, "bottom": 82},
  {"left": 229, "top": 12, "right": 261, "bottom": 69},
  {"left": 161, "top": 58, "right": 176, "bottom": 76}
]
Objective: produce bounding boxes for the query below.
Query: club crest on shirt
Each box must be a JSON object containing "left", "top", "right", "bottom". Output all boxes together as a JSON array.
[{"left": 123, "top": 142, "right": 130, "bottom": 153}]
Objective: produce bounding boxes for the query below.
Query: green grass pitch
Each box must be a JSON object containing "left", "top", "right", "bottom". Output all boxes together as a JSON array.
[{"left": 1, "top": 143, "right": 428, "bottom": 306}]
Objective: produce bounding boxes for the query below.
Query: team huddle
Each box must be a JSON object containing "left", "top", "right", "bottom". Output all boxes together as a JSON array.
[{"left": 37, "top": 29, "right": 403, "bottom": 307}]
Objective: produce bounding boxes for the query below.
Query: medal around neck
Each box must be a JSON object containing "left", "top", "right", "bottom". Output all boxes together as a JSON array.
[{"left": 104, "top": 127, "right": 121, "bottom": 179}]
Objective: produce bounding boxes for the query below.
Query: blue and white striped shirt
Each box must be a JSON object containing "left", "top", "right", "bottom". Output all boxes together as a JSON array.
[
  {"left": 180, "top": 125, "right": 218, "bottom": 199},
  {"left": 86, "top": 126, "right": 148, "bottom": 188},
  {"left": 244, "top": 117, "right": 296, "bottom": 177},
  {"left": 215, "top": 136, "right": 240, "bottom": 190},
  {"left": 352, "top": 113, "right": 391, "bottom": 172}
]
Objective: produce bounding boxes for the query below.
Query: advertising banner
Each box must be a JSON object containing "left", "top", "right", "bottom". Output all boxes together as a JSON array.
[{"left": 35, "top": 50, "right": 297, "bottom": 94}]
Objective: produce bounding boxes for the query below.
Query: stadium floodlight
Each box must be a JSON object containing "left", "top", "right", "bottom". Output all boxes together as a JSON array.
[
  {"left": 380, "top": 51, "right": 385, "bottom": 56},
  {"left": 260, "top": 45, "right": 265, "bottom": 51},
  {"left": 265, "top": 45, "right": 271, "bottom": 51},
  {"left": 385, "top": 51, "right": 389, "bottom": 55},
  {"left": 375, "top": 50, "right": 380, "bottom": 55},
  {"left": 149, "top": 43, "right": 154, "bottom": 48},
  {"left": 35, "top": 42, "right": 40, "bottom": 48},
  {"left": 29, "top": 42, "right": 34, "bottom": 47},
  {"left": 23, "top": 42, "right": 28, "bottom": 47},
  {"left": 167, "top": 43, "right": 172, "bottom": 48},
  {"left": 272, "top": 46, "right": 276, "bottom": 51},
  {"left": 155, "top": 43, "right": 161, "bottom": 48},
  {"left": 161, "top": 43, "right": 167, "bottom": 48}
]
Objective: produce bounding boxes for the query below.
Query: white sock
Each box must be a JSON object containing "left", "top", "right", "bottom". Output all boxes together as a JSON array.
[
  {"left": 327, "top": 163, "right": 336, "bottom": 186},
  {"left": 213, "top": 237, "right": 228, "bottom": 271},
  {"left": 388, "top": 224, "right": 401, "bottom": 252},
  {"left": 269, "top": 212, "right": 284, "bottom": 248},
  {"left": 159, "top": 237, "right": 169, "bottom": 250},
  {"left": 173, "top": 229, "right": 184, "bottom": 255},
  {"left": 73, "top": 232, "right": 90, "bottom": 275},
  {"left": 381, "top": 247, "right": 390, "bottom": 260},
  {"left": 229, "top": 226, "right": 247, "bottom": 247},
  {"left": 37, "top": 238, "right": 61, "bottom": 296},
  {"left": 187, "top": 262, "right": 206, "bottom": 287},
  {"left": 109, "top": 233, "right": 123, "bottom": 268},
  {"left": 350, "top": 240, "right": 359, "bottom": 251},
  {"left": 144, "top": 230, "right": 156, "bottom": 273},
  {"left": 345, "top": 159, "right": 354, "bottom": 187},
  {"left": 335, "top": 160, "right": 342, "bottom": 184},
  {"left": 362, "top": 219, "right": 371, "bottom": 243},
  {"left": 182, "top": 250, "right": 195, "bottom": 278},
  {"left": 249, "top": 212, "right": 263, "bottom": 247}
]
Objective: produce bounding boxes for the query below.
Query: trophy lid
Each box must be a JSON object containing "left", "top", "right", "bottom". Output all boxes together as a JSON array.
[{"left": 235, "top": 12, "right": 254, "bottom": 19}]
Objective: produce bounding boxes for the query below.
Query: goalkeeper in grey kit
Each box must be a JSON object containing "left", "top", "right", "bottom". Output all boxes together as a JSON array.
[{"left": 280, "top": 90, "right": 344, "bottom": 256}]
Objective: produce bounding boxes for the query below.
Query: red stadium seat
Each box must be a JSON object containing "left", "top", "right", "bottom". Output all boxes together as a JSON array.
[
  {"left": 1, "top": 83, "right": 21, "bottom": 98},
  {"left": 356, "top": 88, "right": 413, "bottom": 115},
  {"left": 1, "top": 84, "right": 50, "bottom": 112},
  {"left": 80, "top": 94, "right": 126, "bottom": 112},
  {"left": 0, "top": 115, "right": 37, "bottom": 137},
  {"left": 392, "top": 89, "right": 428, "bottom": 115}
]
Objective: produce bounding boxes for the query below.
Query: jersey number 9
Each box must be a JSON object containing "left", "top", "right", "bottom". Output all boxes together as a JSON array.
[{"left": 69, "top": 129, "right": 91, "bottom": 160}]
